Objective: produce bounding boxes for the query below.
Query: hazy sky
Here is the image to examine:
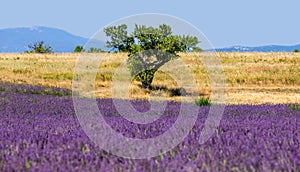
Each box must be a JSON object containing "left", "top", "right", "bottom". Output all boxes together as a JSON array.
[{"left": 1, "top": 0, "right": 299, "bottom": 48}]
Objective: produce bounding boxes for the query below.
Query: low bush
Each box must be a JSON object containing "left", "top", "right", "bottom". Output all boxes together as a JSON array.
[
  {"left": 290, "top": 104, "right": 300, "bottom": 111},
  {"left": 195, "top": 97, "right": 211, "bottom": 106}
]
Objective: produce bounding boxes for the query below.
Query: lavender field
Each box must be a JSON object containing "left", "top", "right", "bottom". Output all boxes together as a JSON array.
[{"left": 0, "top": 82, "right": 299, "bottom": 171}]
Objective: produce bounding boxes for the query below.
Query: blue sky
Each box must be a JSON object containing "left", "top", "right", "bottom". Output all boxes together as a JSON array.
[{"left": 1, "top": 0, "right": 299, "bottom": 48}]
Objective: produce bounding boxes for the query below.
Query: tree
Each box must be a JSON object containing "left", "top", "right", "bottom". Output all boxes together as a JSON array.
[
  {"left": 104, "top": 24, "right": 200, "bottom": 89},
  {"left": 74, "top": 46, "right": 85, "bottom": 53},
  {"left": 26, "top": 41, "right": 52, "bottom": 54},
  {"left": 294, "top": 49, "right": 299, "bottom": 53}
]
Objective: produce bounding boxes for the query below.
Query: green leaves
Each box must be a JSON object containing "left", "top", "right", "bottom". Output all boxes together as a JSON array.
[
  {"left": 25, "top": 41, "right": 52, "bottom": 54},
  {"left": 176, "top": 35, "right": 201, "bottom": 52},
  {"left": 195, "top": 97, "right": 212, "bottom": 106},
  {"left": 104, "top": 24, "right": 201, "bottom": 88},
  {"left": 74, "top": 46, "right": 84, "bottom": 53},
  {"left": 103, "top": 24, "right": 129, "bottom": 52}
]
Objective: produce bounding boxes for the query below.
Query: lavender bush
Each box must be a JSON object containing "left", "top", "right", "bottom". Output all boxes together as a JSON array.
[{"left": 0, "top": 82, "right": 299, "bottom": 171}]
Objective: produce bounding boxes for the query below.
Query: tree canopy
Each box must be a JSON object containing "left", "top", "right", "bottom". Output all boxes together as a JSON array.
[
  {"left": 104, "top": 24, "right": 201, "bottom": 89},
  {"left": 103, "top": 24, "right": 129, "bottom": 52}
]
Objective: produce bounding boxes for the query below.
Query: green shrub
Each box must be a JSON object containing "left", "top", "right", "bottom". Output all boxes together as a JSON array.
[
  {"left": 195, "top": 97, "right": 211, "bottom": 106},
  {"left": 290, "top": 104, "right": 300, "bottom": 111},
  {"left": 25, "top": 41, "right": 52, "bottom": 54},
  {"left": 294, "top": 49, "right": 299, "bottom": 53},
  {"left": 74, "top": 46, "right": 85, "bottom": 53},
  {"left": 44, "top": 89, "right": 51, "bottom": 95}
]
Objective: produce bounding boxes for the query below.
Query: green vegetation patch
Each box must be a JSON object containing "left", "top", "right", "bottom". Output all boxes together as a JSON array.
[
  {"left": 195, "top": 97, "right": 212, "bottom": 106},
  {"left": 289, "top": 104, "right": 300, "bottom": 111},
  {"left": 38, "top": 73, "right": 73, "bottom": 80}
]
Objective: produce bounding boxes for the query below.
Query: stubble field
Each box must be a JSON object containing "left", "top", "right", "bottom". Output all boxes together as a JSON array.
[{"left": 0, "top": 52, "right": 299, "bottom": 104}]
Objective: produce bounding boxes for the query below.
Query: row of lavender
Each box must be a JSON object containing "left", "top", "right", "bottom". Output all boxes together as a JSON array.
[{"left": 0, "top": 82, "right": 299, "bottom": 171}]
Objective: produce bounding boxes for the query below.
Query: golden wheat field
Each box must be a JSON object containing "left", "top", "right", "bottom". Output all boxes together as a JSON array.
[{"left": 0, "top": 52, "right": 299, "bottom": 104}]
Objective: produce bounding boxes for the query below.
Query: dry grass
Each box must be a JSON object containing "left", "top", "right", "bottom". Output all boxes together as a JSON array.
[{"left": 0, "top": 52, "right": 299, "bottom": 104}]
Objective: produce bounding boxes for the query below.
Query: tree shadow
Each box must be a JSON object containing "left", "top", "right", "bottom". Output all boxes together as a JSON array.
[{"left": 137, "top": 84, "right": 208, "bottom": 97}]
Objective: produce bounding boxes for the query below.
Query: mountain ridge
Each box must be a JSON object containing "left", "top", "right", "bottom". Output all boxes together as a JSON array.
[
  {"left": 0, "top": 26, "right": 299, "bottom": 53},
  {"left": 212, "top": 44, "right": 300, "bottom": 52},
  {"left": 0, "top": 26, "right": 105, "bottom": 53}
]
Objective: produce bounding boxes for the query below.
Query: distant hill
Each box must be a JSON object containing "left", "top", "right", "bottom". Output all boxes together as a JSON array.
[
  {"left": 0, "top": 26, "right": 105, "bottom": 53},
  {"left": 1, "top": 26, "right": 299, "bottom": 53},
  {"left": 213, "top": 44, "right": 300, "bottom": 52}
]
